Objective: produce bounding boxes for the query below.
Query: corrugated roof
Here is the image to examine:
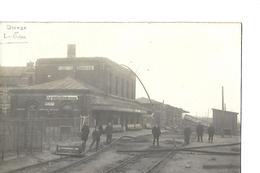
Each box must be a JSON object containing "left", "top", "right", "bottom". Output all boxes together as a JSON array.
[
  {"left": 0, "top": 67, "right": 27, "bottom": 77},
  {"left": 15, "top": 77, "right": 102, "bottom": 92}
]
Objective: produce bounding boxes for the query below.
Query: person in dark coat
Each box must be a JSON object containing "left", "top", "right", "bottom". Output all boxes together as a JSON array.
[
  {"left": 208, "top": 124, "right": 215, "bottom": 143},
  {"left": 89, "top": 126, "right": 101, "bottom": 151},
  {"left": 81, "top": 122, "right": 89, "bottom": 151},
  {"left": 105, "top": 122, "right": 113, "bottom": 144},
  {"left": 196, "top": 123, "right": 204, "bottom": 142},
  {"left": 184, "top": 126, "right": 192, "bottom": 145},
  {"left": 99, "top": 125, "right": 104, "bottom": 135},
  {"left": 152, "top": 125, "right": 161, "bottom": 146}
]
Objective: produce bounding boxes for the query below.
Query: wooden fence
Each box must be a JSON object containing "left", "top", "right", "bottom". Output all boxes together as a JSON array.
[{"left": 0, "top": 117, "right": 80, "bottom": 161}]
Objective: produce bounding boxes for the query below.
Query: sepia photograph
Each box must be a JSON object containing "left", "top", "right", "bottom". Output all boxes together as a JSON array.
[{"left": 0, "top": 22, "right": 241, "bottom": 173}]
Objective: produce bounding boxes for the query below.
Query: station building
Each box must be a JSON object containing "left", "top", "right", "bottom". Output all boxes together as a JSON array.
[{"left": 8, "top": 45, "right": 148, "bottom": 140}]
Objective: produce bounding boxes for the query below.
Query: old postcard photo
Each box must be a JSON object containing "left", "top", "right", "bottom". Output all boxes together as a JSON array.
[{"left": 0, "top": 22, "right": 241, "bottom": 173}]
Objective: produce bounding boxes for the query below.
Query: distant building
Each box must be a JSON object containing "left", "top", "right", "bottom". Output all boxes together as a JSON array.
[
  {"left": 183, "top": 114, "right": 210, "bottom": 131},
  {"left": 212, "top": 108, "right": 238, "bottom": 135},
  {"left": 136, "top": 97, "right": 188, "bottom": 128}
]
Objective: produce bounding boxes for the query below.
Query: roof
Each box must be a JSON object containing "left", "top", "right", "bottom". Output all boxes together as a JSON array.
[
  {"left": 136, "top": 97, "right": 161, "bottom": 104},
  {"left": 92, "top": 95, "right": 149, "bottom": 114},
  {"left": 212, "top": 108, "right": 239, "bottom": 115},
  {"left": 11, "top": 77, "right": 102, "bottom": 92},
  {"left": 0, "top": 67, "right": 28, "bottom": 77},
  {"left": 36, "top": 57, "right": 131, "bottom": 74},
  {"left": 136, "top": 97, "right": 189, "bottom": 113}
]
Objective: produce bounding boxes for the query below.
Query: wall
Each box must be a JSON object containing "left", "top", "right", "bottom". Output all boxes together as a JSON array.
[{"left": 35, "top": 58, "right": 136, "bottom": 99}]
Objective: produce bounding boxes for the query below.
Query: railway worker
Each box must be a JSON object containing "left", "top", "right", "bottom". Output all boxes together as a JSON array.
[
  {"left": 89, "top": 126, "right": 102, "bottom": 151},
  {"left": 184, "top": 126, "right": 192, "bottom": 145},
  {"left": 105, "top": 122, "right": 113, "bottom": 144},
  {"left": 152, "top": 124, "right": 161, "bottom": 146},
  {"left": 196, "top": 122, "right": 204, "bottom": 142},
  {"left": 81, "top": 122, "right": 90, "bottom": 151},
  {"left": 208, "top": 124, "right": 215, "bottom": 143},
  {"left": 99, "top": 125, "right": 104, "bottom": 135}
]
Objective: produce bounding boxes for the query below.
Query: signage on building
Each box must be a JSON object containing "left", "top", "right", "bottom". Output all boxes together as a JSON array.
[
  {"left": 46, "top": 95, "right": 79, "bottom": 101},
  {"left": 77, "top": 65, "right": 95, "bottom": 71},
  {"left": 44, "top": 102, "right": 55, "bottom": 106}
]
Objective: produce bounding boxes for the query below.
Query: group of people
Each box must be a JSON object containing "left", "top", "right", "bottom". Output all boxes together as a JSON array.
[
  {"left": 82, "top": 122, "right": 215, "bottom": 150},
  {"left": 81, "top": 122, "right": 113, "bottom": 152},
  {"left": 184, "top": 123, "right": 215, "bottom": 145}
]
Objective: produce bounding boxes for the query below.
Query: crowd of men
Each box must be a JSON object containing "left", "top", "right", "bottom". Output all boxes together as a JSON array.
[
  {"left": 151, "top": 122, "right": 215, "bottom": 147},
  {"left": 81, "top": 122, "right": 113, "bottom": 152},
  {"left": 81, "top": 121, "right": 215, "bottom": 152}
]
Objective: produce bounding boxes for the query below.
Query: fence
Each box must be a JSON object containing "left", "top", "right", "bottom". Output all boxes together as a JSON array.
[{"left": 0, "top": 117, "right": 80, "bottom": 161}]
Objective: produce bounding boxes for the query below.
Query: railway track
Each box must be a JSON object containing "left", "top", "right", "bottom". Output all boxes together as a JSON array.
[
  {"left": 4, "top": 135, "right": 146, "bottom": 173},
  {"left": 102, "top": 142, "right": 240, "bottom": 173}
]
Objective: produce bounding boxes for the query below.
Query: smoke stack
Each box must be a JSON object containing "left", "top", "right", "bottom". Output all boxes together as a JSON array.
[
  {"left": 67, "top": 44, "right": 76, "bottom": 58},
  {"left": 222, "top": 86, "right": 225, "bottom": 111}
]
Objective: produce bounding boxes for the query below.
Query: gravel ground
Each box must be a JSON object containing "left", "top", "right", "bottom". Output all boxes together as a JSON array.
[{"left": 0, "top": 129, "right": 241, "bottom": 173}]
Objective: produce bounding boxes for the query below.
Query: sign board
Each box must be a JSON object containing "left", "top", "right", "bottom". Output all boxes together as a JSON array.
[
  {"left": 44, "top": 102, "right": 55, "bottom": 106},
  {"left": 46, "top": 95, "right": 79, "bottom": 101}
]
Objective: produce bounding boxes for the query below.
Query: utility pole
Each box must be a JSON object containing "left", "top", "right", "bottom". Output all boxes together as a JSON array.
[{"left": 222, "top": 86, "right": 225, "bottom": 111}]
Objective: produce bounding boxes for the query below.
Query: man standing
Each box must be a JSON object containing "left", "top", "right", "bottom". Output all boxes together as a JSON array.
[
  {"left": 81, "top": 122, "right": 89, "bottom": 151},
  {"left": 89, "top": 126, "right": 101, "bottom": 151},
  {"left": 105, "top": 122, "right": 113, "bottom": 144},
  {"left": 184, "top": 126, "right": 192, "bottom": 145},
  {"left": 152, "top": 125, "right": 161, "bottom": 146},
  {"left": 196, "top": 123, "right": 204, "bottom": 142},
  {"left": 208, "top": 124, "right": 215, "bottom": 143}
]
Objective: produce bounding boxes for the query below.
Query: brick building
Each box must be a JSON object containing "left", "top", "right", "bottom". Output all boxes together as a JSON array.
[
  {"left": 35, "top": 45, "right": 136, "bottom": 99},
  {"left": 8, "top": 45, "right": 148, "bottom": 140}
]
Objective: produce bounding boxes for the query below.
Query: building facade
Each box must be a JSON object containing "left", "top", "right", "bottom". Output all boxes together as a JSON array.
[
  {"left": 0, "top": 62, "right": 35, "bottom": 116},
  {"left": 35, "top": 46, "right": 136, "bottom": 99},
  {"left": 7, "top": 45, "right": 148, "bottom": 142},
  {"left": 136, "top": 97, "right": 188, "bottom": 129}
]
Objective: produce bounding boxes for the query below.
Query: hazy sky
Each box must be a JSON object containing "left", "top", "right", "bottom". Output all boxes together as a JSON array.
[{"left": 0, "top": 22, "right": 241, "bottom": 118}]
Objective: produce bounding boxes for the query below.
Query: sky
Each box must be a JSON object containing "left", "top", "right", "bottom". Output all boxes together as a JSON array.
[{"left": 0, "top": 22, "right": 241, "bottom": 118}]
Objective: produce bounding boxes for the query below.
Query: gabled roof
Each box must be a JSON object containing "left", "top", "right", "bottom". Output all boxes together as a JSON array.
[{"left": 12, "top": 77, "right": 102, "bottom": 92}]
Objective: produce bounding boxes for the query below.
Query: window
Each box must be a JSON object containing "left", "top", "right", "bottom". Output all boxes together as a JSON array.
[
  {"left": 115, "top": 76, "right": 118, "bottom": 95},
  {"left": 109, "top": 73, "right": 112, "bottom": 94},
  {"left": 126, "top": 80, "right": 129, "bottom": 98},
  {"left": 121, "top": 78, "right": 124, "bottom": 97}
]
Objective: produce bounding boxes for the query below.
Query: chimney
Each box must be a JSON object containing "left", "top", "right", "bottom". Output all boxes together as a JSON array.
[{"left": 67, "top": 44, "right": 76, "bottom": 58}]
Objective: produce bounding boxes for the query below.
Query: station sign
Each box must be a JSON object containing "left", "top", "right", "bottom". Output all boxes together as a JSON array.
[
  {"left": 46, "top": 95, "right": 79, "bottom": 101},
  {"left": 44, "top": 102, "right": 55, "bottom": 106}
]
